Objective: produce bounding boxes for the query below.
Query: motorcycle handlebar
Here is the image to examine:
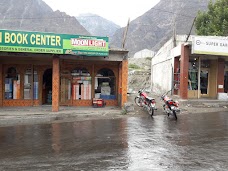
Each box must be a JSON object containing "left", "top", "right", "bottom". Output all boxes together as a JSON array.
[
  {"left": 138, "top": 87, "right": 148, "bottom": 93},
  {"left": 161, "top": 89, "right": 172, "bottom": 97}
]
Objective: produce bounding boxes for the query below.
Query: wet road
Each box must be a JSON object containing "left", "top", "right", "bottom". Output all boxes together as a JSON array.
[{"left": 0, "top": 112, "right": 228, "bottom": 171}]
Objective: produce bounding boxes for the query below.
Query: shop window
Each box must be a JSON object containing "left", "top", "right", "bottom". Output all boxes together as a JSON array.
[
  {"left": 224, "top": 61, "right": 228, "bottom": 93},
  {"left": 34, "top": 70, "right": 39, "bottom": 100},
  {"left": 24, "top": 69, "right": 39, "bottom": 100},
  {"left": 201, "top": 60, "right": 210, "bottom": 68},
  {"left": 71, "top": 68, "right": 91, "bottom": 100},
  {"left": 95, "top": 68, "right": 116, "bottom": 100},
  {"left": 5, "top": 67, "right": 20, "bottom": 99},
  {"left": 24, "top": 68, "right": 32, "bottom": 99},
  {"left": 188, "top": 58, "right": 198, "bottom": 90}
]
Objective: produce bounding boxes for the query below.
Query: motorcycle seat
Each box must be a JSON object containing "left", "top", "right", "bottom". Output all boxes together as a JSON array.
[{"left": 146, "top": 97, "right": 155, "bottom": 101}]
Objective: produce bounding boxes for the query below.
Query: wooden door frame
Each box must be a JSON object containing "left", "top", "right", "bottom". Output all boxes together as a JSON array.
[{"left": 60, "top": 75, "right": 72, "bottom": 106}]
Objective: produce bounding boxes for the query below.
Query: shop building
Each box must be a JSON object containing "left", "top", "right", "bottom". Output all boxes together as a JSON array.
[
  {"left": 151, "top": 35, "right": 228, "bottom": 100},
  {"left": 0, "top": 29, "right": 129, "bottom": 111}
]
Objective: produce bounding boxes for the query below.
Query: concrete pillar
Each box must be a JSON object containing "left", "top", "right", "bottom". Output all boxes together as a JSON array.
[
  {"left": 121, "top": 60, "right": 128, "bottom": 106},
  {"left": 118, "top": 63, "right": 122, "bottom": 106},
  {"left": 91, "top": 64, "right": 95, "bottom": 99},
  {"left": 179, "top": 44, "right": 190, "bottom": 99},
  {"left": 217, "top": 58, "right": 225, "bottom": 93},
  {"left": 0, "top": 63, "right": 2, "bottom": 106},
  {"left": 39, "top": 70, "right": 44, "bottom": 105},
  {"left": 52, "top": 56, "right": 60, "bottom": 112}
]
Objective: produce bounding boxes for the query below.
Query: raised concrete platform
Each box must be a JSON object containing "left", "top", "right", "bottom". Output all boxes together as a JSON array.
[{"left": 0, "top": 106, "right": 123, "bottom": 127}]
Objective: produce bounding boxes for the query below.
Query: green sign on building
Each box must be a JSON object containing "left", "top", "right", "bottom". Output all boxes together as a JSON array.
[{"left": 0, "top": 29, "right": 109, "bottom": 56}]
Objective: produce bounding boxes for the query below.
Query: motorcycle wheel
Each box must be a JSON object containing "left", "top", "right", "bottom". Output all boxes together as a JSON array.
[
  {"left": 173, "top": 110, "right": 177, "bottom": 120},
  {"left": 163, "top": 104, "right": 166, "bottom": 110},
  {"left": 134, "top": 97, "right": 143, "bottom": 107},
  {"left": 148, "top": 104, "right": 154, "bottom": 116},
  {"left": 163, "top": 104, "right": 167, "bottom": 114}
]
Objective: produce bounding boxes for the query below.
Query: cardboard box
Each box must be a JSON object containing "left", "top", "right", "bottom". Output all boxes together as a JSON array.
[{"left": 92, "top": 98, "right": 106, "bottom": 107}]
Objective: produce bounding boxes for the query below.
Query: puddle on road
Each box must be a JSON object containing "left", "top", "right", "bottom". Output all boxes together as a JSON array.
[{"left": 0, "top": 112, "right": 227, "bottom": 170}]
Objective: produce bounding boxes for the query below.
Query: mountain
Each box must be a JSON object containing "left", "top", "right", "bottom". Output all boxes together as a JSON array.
[
  {"left": 0, "top": 0, "right": 89, "bottom": 35},
  {"left": 76, "top": 13, "right": 120, "bottom": 37},
  {"left": 110, "top": 0, "right": 213, "bottom": 57}
]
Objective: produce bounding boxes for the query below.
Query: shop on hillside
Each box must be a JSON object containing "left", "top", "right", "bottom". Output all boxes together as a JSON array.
[{"left": 0, "top": 29, "right": 129, "bottom": 111}]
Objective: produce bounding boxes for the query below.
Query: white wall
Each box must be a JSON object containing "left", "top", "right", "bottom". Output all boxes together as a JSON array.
[
  {"left": 151, "top": 35, "right": 194, "bottom": 95},
  {"left": 133, "top": 49, "right": 155, "bottom": 58},
  {"left": 151, "top": 59, "right": 173, "bottom": 95}
]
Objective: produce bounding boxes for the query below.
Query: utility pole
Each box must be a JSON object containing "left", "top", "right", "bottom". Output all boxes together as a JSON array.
[
  {"left": 171, "top": 0, "right": 177, "bottom": 47},
  {"left": 122, "top": 18, "right": 130, "bottom": 49},
  {"left": 185, "top": 17, "right": 196, "bottom": 42},
  {"left": 173, "top": 20, "right": 176, "bottom": 47}
]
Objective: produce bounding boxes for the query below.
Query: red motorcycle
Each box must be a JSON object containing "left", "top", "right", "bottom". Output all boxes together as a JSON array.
[
  {"left": 161, "top": 90, "right": 179, "bottom": 120},
  {"left": 134, "top": 89, "right": 157, "bottom": 116}
]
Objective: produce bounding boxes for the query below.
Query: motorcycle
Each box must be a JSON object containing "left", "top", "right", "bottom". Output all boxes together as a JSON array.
[
  {"left": 161, "top": 89, "right": 180, "bottom": 120},
  {"left": 134, "top": 89, "right": 157, "bottom": 116}
]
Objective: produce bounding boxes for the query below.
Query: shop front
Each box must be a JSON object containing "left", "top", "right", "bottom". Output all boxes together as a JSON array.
[
  {"left": 58, "top": 54, "right": 128, "bottom": 108},
  {"left": 178, "top": 36, "right": 228, "bottom": 100},
  {"left": 0, "top": 29, "right": 128, "bottom": 111}
]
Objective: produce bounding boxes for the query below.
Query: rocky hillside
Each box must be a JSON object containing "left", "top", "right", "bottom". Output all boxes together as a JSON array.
[
  {"left": 128, "top": 57, "right": 151, "bottom": 93},
  {"left": 110, "top": 0, "right": 213, "bottom": 57},
  {"left": 0, "top": 0, "right": 215, "bottom": 57},
  {"left": 76, "top": 13, "right": 120, "bottom": 37},
  {"left": 0, "top": 0, "right": 89, "bottom": 35}
]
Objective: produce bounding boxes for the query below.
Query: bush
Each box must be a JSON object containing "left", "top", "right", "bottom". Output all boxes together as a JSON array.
[
  {"left": 121, "top": 108, "right": 127, "bottom": 115},
  {"left": 129, "top": 64, "right": 141, "bottom": 69},
  {"left": 146, "top": 57, "right": 152, "bottom": 61}
]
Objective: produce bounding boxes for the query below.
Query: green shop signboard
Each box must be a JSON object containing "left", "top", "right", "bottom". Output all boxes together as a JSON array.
[{"left": 0, "top": 29, "right": 109, "bottom": 56}]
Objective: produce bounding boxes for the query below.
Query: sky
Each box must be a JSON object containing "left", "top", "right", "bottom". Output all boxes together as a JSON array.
[{"left": 43, "top": 0, "right": 160, "bottom": 27}]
